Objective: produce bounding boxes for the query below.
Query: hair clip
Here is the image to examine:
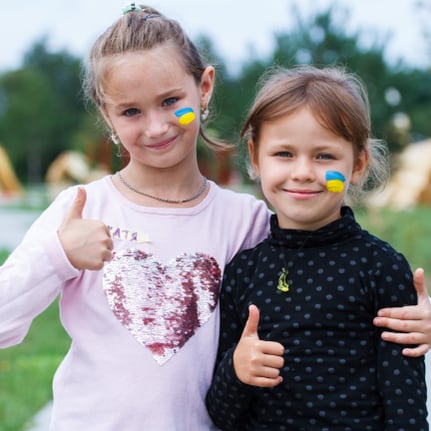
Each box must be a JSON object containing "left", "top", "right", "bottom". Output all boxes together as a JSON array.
[
  {"left": 143, "top": 14, "right": 158, "bottom": 21},
  {"left": 122, "top": 2, "right": 142, "bottom": 15}
]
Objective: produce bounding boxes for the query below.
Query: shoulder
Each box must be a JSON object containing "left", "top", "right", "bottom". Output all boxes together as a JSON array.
[
  {"left": 81, "top": 174, "right": 113, "bottom": 194},
  {"left": 52, "top": 175, "right": 111, "bottom": 201},
  {"left": 45, "top": 175, "right": 114, "bottom": 220},
  {"left": 225, "top": 238, "right": 268, "bottom": 275},
  {"left": 210, "top": 183, "right": 270, "bottom": 227},
  {"left": 212, "top": 182, "right": 267, "bottom": 209},
  {"left": 354, "top": 229, "right": 413, "bottom": 285},
  {"left": 359, "top": 229, "right": 408, "bottom": 262}
]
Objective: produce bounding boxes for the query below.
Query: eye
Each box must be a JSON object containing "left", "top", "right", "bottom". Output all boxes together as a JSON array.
[
  {"left": 317, "top": 153, "right": 335, "bottom": 160},
  {"left": 123, "top": 108, "right": 140, "bottom": 117},
  {"left": 162, "top": 97, "right": 178, "bottom": 107},
  {"left": 275, "top": 151, "right": 293, "bottom": 158}
]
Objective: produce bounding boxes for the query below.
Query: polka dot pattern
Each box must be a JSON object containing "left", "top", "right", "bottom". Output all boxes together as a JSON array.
[{"left": 206, "top": 208, "right": 428, "bottom": 430}]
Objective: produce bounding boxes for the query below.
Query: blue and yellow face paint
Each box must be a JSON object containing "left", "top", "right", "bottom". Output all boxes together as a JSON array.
[
  {"left": 175, "top": 107, "right": 196, "bottom": 126},
  {"left": 325, "top": 171, "right": 346, "bottom": 193}
]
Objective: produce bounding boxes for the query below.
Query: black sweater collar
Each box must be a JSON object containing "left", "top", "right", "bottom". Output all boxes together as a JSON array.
[{"left": 269, "top": 206, "right": 362, "bottom": 249}]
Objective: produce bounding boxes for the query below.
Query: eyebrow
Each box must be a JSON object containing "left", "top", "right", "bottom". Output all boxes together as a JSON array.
[{"left": 111, "top": 87, "right": 183, "bottom": 108}]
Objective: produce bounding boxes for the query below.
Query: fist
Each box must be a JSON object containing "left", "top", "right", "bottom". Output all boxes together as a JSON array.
[
  {"left": 58, "top": 187, "right": 113, "bottom": 270},
  {"left": 233, "top": 304, "right": 285, "bottom": 387}
]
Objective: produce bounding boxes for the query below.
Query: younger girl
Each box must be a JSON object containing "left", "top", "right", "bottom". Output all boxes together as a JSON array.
[
  {"left": 206, "top": 65, "right": 428, "bottom": 430},
  {"left": 0, "top": 5, "right": 429, "bottom": 431}
]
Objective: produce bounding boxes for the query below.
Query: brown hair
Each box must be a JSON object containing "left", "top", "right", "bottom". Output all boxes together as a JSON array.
[
  {"left": 242, "top": 65, "right": 389, "bottom": 199},
  {"left": 83, "top": 5, "right": 227, "bottom": 150}
]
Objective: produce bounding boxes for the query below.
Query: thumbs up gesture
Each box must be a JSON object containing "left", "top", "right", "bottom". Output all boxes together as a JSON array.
[
  {"left": 58, "top": 187, "right": 113, "bottom": 270},
  {"left": 233, "top": 304, "right": 285, "bottom": 387}
]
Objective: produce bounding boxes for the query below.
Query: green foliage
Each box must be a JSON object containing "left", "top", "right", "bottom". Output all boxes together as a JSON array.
[
  {"left": 0, "top": 303, "right": 70, "bottom": 431},
  {"left": 0, "top": 251, "right": 70, "bottom": 431},
  {"left": 208, "top": 3, "right": 431, "bottom": 178},
  {"left": 0, "top": 250, "right": 8, "bottom": 264},
  {"left": 356, "top": 206, "right": 431, "bottom": 292},
  {"left": 0, "top": 39, "right": 104, "bottom": 183},
  {"left": 0, "top": 68, "right": 59, "bottom": 182}
]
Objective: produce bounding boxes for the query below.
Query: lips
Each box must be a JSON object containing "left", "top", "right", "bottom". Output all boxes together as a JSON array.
[
  {"left": 145, "top": 136, "right": 176, "bottom": 151},
  {"left": 284, "top": 189, "right": 321, "bottom": 200}
]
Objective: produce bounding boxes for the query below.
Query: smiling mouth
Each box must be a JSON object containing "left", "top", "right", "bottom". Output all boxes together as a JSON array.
[
  {"left": 146, "top": 137, "right": 176, "bottom": 150},
  {"left": 285, "top": 189, "right": 321, "bottom": 199}
]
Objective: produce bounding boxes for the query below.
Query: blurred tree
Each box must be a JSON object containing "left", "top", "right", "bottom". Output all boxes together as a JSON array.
[
  {"left": 209, "top": 3, "right": 431, "bottom": 176},
  {"left": 0, "top": 67, "right": 59, "bottom": 182},
  {"left": 0, "top": 38, "right": 91, "bottom": 182}
]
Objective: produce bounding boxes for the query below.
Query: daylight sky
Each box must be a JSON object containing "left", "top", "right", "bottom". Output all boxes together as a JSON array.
[{"left": 1, "top": 0, "right": 429, "bottom": 73}]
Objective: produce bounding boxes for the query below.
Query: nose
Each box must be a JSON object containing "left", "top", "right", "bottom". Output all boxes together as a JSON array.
[
  {"left": 143, "top": 110, "right": 169, "bottom": 138},
  {"left": 291, "top": 157, "right": 315, "bottom": 182}
]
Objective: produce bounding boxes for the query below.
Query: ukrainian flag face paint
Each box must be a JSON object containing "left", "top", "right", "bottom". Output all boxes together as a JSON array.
[
  {"left": 325, "top": 170, "right": 346, "bottom": 193},
  {"left": 175, "top": 107, "right": 196, "bottom": 126}
]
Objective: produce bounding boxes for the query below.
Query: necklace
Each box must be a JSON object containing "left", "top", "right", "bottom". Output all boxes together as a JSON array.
[
  {"left": 276, "top": 233, "right": 313, "bottom": 293},
  {"left": 116, "top": 171, "right": 207, "bottom": 204}
]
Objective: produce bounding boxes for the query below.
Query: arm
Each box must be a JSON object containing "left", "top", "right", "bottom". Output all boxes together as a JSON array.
[
  {"left": 205, "top": 274, "right": 253, "bottom": 431},
  {"left": 0, "top": 186, "right": 112, "bottom": 347},
  {"left": 375, "top": 264, "right": 428, "bottom": 430},
  {"left": 374, "top": 268, "right": 431, "bottom": 357},
  {"left": 206, "top": 267, "right": 284, "bottom": 430},
  {"left": 0, "top": 192, "right": 80, "bottom": 346}
]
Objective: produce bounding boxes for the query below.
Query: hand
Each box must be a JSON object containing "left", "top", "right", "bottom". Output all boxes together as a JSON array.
[
  {"left": 58, "top": 187, "right": 113, "bottom": 270},
  {"left": 233, "top": 304, "right": 285, "bottom": 387},
  {"left": 373, "top": 268, "right": 431, "bottom": 357}
]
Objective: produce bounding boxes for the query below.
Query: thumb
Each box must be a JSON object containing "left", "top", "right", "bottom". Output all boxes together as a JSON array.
[
  {"left": 64, "top": 187, "right": 87, "bottom": 223},
  {"left": 413, "top": 268, "right": 428, "bottom": 303},
  {"left": 241, "top": 304, "right": 260, "bottom": 339}
]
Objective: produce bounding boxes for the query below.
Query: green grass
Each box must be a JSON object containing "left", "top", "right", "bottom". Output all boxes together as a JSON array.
[
  {"left": 0, "top": 253, "right": 70, "bottom": 431},
  {"left": 0, "top": 206, "right": 430, "bottom": 431},
  {"left": 356, "top": 206, "right": 431, "bottom": 292},
  {"left": 0, "top": 250, "right": 9, "bottom": 265}
]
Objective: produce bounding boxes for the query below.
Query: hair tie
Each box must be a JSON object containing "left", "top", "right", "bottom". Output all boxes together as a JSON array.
[{"left": 122, "top": 2, "right": 142, "bottom": 15}]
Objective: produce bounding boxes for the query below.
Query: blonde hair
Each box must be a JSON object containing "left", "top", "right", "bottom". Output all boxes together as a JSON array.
[
  {"left": 242, "top": 65, "right": 389, "bottom": 201},
  {"left": 83, "top": 5, "right": 227, "bottom": 150}
]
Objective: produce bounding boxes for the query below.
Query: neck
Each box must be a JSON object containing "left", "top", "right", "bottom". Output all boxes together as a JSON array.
[{"left": 115, "top": 165, "right": 208, "bottom": 206}]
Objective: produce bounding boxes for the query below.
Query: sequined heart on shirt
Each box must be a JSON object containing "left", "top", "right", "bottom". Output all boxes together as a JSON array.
[{"left": 103, "top": 248, "right": 221, "bottom": 365}]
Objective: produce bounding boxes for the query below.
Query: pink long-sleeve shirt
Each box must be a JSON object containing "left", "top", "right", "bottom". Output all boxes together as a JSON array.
[{"left": 0, "top": 176, "right": 270, "bottom": 430}]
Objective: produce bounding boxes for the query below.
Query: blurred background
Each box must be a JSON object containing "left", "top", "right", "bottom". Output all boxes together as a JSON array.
[{"left": 1, "top": 1, "right": 431, "bottom": 430}]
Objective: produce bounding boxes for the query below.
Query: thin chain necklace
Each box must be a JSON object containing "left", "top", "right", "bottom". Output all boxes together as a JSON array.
[{"left": 116, "top": 171, "right": 207, "bottom": 204}]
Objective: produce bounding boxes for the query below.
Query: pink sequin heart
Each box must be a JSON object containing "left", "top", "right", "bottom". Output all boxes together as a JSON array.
[{"left": 103, "top": 248, "right": 220, "bottom": 365}]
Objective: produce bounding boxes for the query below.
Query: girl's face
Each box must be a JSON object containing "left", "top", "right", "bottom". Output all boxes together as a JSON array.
[
  {"left": 249, "top": 106, "right": 367, "bottom": 231},
  {"left": 101, "top": 43, "right": 214, "bottom": 171}
]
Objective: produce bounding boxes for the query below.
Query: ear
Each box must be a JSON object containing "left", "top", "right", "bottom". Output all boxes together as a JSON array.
[
  {"left": 200, "top": 66, "right": 215, "bottom": 105},
  {"left": 248, "top": 139, "right": 260, "bottom": 177},
  {"left": 351, "top": 148, "right": 369, "bottom": 184},
  {"left": 99, "top": 108, "right": 115, "bottom": 133}
]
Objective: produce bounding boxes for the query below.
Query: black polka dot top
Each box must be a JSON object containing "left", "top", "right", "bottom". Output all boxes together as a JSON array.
[{"left": 206, "top": 207, "right": 428, "bottom": 431}]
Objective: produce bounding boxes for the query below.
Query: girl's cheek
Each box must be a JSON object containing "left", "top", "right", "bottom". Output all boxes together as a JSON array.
[
  {"left": 325, "top": 170, "right": 346, "bottom": 193},
  {"left": 175, "top": 107, "right": 196, "bottom": 126}
]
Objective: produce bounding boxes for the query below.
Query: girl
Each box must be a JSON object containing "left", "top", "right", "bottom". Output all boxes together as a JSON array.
[
  {"left": 0, "top": 5, "right": 268, "bottom": 430},
  {"left": 0, "top": 5, "right": 429, "bottom": 431},
  {"left": 206, "top": 65, "right": 428, "bottom": 430}
]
